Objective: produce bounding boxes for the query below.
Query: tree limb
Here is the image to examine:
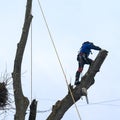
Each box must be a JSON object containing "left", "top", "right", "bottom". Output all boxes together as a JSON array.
[
  {"left": 47, "top": 50, "right": 108, "bottom": 120},
  {"left": 12, "top": 0, "right": 33, "bottom": 120},
  {"left": 29, "top": 99, "right": 38, "bottom": 120}
]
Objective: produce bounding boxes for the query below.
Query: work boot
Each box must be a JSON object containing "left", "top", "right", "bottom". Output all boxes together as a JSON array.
[{"left": 74, "top": 80, "right": 80, "bottom": 85}]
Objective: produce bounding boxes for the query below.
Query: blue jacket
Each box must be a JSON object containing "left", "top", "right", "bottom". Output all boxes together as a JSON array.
[{"left": 80, "top": 42, "right": 101, "bottom": 57}]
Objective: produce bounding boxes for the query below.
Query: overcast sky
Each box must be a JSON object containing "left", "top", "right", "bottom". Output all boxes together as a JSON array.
[{"left": 0, "top": 0, "right": 120, "bottom": 120}]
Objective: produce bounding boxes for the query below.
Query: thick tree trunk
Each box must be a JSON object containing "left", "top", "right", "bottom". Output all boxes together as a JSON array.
[
  {"left": 47, "top": 50, "right": 108, "bottom": 120},
  {"left": 12, "top": 0, "right": 33, "bottom": 120}
]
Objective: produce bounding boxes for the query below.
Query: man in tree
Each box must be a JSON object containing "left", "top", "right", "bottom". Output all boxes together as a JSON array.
[{"left": 75, "top": 41, "right": 101, "bottom": 85}]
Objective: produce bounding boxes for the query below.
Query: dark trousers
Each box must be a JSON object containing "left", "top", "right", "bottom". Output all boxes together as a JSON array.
[{"left": 75, "top": 53, "right": 93, "bottom": 82}]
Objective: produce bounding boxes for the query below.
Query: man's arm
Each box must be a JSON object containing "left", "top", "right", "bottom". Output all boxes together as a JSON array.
[{"left": 90, "top": 43, "right": 101, "bottom": 51}]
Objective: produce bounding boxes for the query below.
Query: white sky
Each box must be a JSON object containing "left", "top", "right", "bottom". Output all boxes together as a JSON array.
[{"left": 0, "top": 0, "right": 120, "bottom": 120}]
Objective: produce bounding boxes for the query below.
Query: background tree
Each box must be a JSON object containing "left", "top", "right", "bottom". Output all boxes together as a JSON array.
[{"left": 12, "top": 0, "right": 33, "bottom": 120}]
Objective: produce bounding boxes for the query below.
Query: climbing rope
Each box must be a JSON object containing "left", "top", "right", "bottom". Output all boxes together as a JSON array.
[
  {"left": 30, "top": 22, "right": 33, "bottom": 102},
  {"left": 37, "top": 0, "right": 82, "bottom": 120},
  {"left": 30, "top": 5, "right": 33, "bottom": 102}
]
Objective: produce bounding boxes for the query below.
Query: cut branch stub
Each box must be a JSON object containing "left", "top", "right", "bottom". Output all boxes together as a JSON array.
[{"left": 29, "top": 99, "right": 38, "bottom": 120}]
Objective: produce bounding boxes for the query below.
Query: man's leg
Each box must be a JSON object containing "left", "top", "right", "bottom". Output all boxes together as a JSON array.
[
  {"left": 75, "top": 67, "right": 83, "bottom": 85},
  {"left": 75, "top": 54, "right": 85, "bottom": 85},
  {"left": 86, "top": 58, "right": 93, "bottom": 65}
]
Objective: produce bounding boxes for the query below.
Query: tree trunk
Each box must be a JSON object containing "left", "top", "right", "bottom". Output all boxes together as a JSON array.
[
  {"left": 29, "top": 99, "right": 38, "bottom": 120},
  {"left": 12, "top": 0, "right": 33, "bottom": 120},
  {"left": 47, "top": 50, "right": 108, "bottom": 120}
]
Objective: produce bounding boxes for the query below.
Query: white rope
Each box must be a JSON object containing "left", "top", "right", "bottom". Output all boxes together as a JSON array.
[
  {"left": 30, "top": 22, "right": 33, "bottom": 102},
  {"left": 30, "top": 4, "right": 33, "bottom": 102},
  {"left": 37, "top": 0, "right": 82, "bottom": 119}
]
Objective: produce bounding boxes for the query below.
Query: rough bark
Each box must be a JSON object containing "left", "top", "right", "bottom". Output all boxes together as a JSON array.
[
  {"left": 12, "top": 0, "right": 33, "bottom": 120},
  {"left": 47, "top": 50, "right": 108, "bottom": 120},
  {"left": 29, "top": 99, "right": 38, "bottom": 120}
]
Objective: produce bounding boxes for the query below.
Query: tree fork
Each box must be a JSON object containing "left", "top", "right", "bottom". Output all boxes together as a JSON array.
[{"left": 47, "top": 50, "right": 108, "bottom": 120}]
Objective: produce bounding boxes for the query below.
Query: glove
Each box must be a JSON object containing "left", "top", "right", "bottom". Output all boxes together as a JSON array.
[
  {"left": 99, "top": 47, "right": 102, "bottom": 50},
  {"left": 101, "top": 49, "right": 104, "bottom": 50},
  {"left": 100, "top": 49, "right": 107, "bottom": 51}
]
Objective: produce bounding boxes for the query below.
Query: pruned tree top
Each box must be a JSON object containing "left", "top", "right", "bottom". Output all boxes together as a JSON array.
[{"left": 47, "top": 50, "right": 108, "bottom": 120}]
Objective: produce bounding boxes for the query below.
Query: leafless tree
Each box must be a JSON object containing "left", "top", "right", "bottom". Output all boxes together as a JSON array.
[
  {"left": 12, "top": 0, "right": 33, "bottom": 120},
  {"left": 11, "top": 0, "right": 108, "bottom": 120}
]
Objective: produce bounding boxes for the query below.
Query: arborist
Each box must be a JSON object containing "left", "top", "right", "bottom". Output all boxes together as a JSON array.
[{"left": 75, "top": 41, "right": 101, "bottom": 85}]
